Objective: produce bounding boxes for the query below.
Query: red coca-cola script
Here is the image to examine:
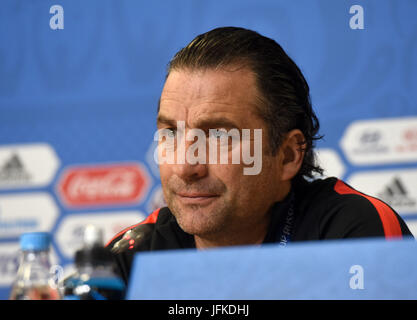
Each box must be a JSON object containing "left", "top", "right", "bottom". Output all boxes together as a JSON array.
[{"left": 57, "top": 163, "right": 149, "bottom": 207}]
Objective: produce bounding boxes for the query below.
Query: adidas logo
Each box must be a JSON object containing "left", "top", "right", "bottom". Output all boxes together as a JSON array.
[
  {"left": 0, "top": 154, "right": 31, "bottom": 183},
  {"left": 377, "top": 177, "right": 416, "bottom": 208}
]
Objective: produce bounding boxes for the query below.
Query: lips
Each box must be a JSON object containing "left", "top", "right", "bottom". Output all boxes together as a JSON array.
[
  {"left": 177, "top": 192, "right": 217, "bottom": 198},
  {"left": 175, "top": 192, "right": 219, "bottom": 205}
]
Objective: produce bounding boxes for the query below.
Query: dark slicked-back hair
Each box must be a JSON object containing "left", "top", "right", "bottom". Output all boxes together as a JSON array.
[{"left": 166, "top": 26, "right": 323, "bottom": 180}]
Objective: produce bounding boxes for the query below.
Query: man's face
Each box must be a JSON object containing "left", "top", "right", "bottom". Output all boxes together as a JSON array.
[{"left": 157, "top": 67, "right": 286, "bottom": 242}]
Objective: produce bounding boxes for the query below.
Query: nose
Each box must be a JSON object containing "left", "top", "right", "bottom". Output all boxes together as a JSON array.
[
  {"left": 171, "top": 140, "right": 208, "bottom": 182},
  {"left": 172, "top": 161, "right": 208, "bottom": 182}
]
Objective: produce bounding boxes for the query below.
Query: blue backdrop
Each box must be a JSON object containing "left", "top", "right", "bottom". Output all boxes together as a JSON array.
[{"left": 0, "top": 0, "right": 416, "bottom": 299}]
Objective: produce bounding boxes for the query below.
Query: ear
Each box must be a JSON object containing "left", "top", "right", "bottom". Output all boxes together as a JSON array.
[{"left": 279, "top": 129, "right": 306, "bottom": 182}]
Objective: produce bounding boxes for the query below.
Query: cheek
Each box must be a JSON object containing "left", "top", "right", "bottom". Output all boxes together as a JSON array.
[
  {"left": 239, "top": 159, "right": 278, "bottom": 199},
  {"left": 208, "top": 163, "right": 243, "bottom": 189},
  {"left": 158, "top": 164, "right": 173, "bottom": 191}
]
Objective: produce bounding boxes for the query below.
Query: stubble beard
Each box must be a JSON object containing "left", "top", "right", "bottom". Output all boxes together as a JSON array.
[
  {"left": 174, "top": 196, "right": 234, "bottom": 237},
  {"left": 163, "top": 177, "right": 234, "bottom": 238}
]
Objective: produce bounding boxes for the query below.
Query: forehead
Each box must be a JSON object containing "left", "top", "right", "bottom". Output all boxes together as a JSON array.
[{"left": 158, "top": 67, "right": 263, "bottom": 128}]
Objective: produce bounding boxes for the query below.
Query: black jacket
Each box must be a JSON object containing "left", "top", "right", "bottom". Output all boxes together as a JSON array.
[{"left": 106, "top": 177, "right": 413, "bottom": 284}]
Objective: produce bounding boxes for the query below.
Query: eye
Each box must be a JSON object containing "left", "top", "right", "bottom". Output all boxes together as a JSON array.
[
  {"left": 165, "top": 128, "right": 176, "bottom": 138},
  {"left": 210, "top": 128, "right": 229, "bottom": 139}
]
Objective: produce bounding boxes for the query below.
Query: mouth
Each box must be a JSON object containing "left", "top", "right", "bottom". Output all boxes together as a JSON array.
[{"left": 175, "top": 192, "right": 220, "bottom": 205}]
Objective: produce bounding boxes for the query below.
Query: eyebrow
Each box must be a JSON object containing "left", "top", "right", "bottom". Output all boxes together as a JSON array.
[
  {"left": 194, "top": 117, "right": 240, "bottom": 130},
  {"left": 156, "top": 114, "right": 176, "bottom": 127},
  {"left": 156, "top": 114, "right": 240, "bottom": 130}
]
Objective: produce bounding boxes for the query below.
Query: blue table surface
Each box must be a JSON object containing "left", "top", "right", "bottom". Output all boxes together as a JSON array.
[{"left": 127, "top": 237, "right": 417, "bottom": 300}]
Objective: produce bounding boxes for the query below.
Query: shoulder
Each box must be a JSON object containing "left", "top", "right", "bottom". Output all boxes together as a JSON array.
[
  {"left": 104, "top": 207, "right": 177, "bottom": 284},
  {"left": 296, "top": 177, "right": 412, "bottom": 239},
  {"left": 104, "top": 207, "right": 172, "bottom": 249}
]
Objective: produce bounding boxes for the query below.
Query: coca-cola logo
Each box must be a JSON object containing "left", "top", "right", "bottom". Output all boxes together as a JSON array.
[
  {"left": 403, "top": 128, "right": 417, "bottom": 141},
  {"left": 57, "top": 163, "right": 150, "bottom": 207},
  {"left": 397, "top": 127, "right": 417, "bottom": 153}
]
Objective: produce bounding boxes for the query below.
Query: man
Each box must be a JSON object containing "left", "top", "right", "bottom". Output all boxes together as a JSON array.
[{"left": 106, "top": 27, "right": 413, "bottom": 284}]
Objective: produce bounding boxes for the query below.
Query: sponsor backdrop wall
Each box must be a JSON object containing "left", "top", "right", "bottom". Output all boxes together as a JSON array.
[{"left": 0, "top": 0, "right": 416, "bottom": 298}]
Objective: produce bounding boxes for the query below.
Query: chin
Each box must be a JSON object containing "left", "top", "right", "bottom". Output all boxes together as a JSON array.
[
  {"left": 169, "top": 197, "right": 230, "bottom": 235},
  {"left": 175, "top": 209, "right": 222, "bottom": 236}
]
